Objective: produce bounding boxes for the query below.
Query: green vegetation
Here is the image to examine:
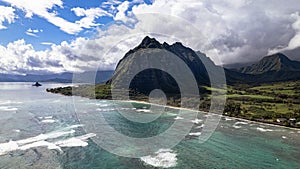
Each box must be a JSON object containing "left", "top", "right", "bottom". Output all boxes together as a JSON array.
[
  {"left": 219, "top": 81, "right": 300, "bottom": 127},
  {"left": 47, "top": 81, "right": 300, "bottom": 128}
]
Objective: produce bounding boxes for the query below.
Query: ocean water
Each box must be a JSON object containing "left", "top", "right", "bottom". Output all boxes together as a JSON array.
[{"left": 0, "top": 82, "right": 299, "bottom": 169}]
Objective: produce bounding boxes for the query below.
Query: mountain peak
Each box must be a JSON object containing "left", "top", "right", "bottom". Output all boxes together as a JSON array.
[
  {"left": 141, "top": 36, "right": 152, "bottom": 42},
  {"left": 139, "top": 36, "right": 162, "bottom": 48},
  {"left": 238, "top": 53, "right": 300, "bottom": 74},
  {"left": 108, "top": 36, "right": 218, "bottom": 89},
  {"left": 137, "top": 36, "right": 192, "bottom": 51},
  {"left": 262, "top": 53, "right": 290, "bottom": 62},
  {"left": 173, "top": 42, "right": 184, "bottom": 46}
]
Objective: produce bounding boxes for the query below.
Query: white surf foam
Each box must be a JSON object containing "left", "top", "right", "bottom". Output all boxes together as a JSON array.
[
  {"left": 96, "top": 108, "right": 117, "bottom": 112},
  {"left": 174, "top": 116, "right": 183, "bottom": 120},
  {"left": 137, "top": 109, "right": 151, "bottom": 113},
  {"left": 232, "top": 121, "right": 248, "bottom": 129},
  {"left": 141, "top": 149, "right": 177, "bottom": 168},
  {"left": 191, "top": 119, "right": 203, "bottom": 124},
  {"left": 16, "top": 130, "right": 76, "bottom": 145},
  {"left": 38, "top": 116, "right": 57, "bottom": 123},
  {"left": 44, "top": 116, "right": 53, "bottom": 119},
  {"left": 256, "top": 127, "right": 273, "bottom": 132},
  {"left": 55, "top": 133, "right": 96, "bottom": 148},
  {"left": 18, "top": 140, "right": 62, "bottom": 152},
  {"left": 233, "top": 125, "right": 241, "bottom": 129},
  {"left": 41, "top": 119, "right": 57, "bottom": 123},
  {"left": 0, "top": 140, "right": 19, "bottom": 155},
  {"left": 195, "top": 124, "right": 205, "bottom": 129},
  {"left": 0, "top": 125, "right": 95, "bottom": 156},
  {"left": 89, "top": 103, "right": 111, "bottom": 107},
  {"left": 189, "top": 132, "right": 202, "bottom": 136},
  {"left": 97, "top": 104, "right": 110, "bottom": 107},
  {"left": 64, "top": 124, "right": 84, "bottom": 130},
  {"left": 0, "top": 100, "right": 22, "bottom": 105},
  {"left": 0, "top": 106, "right": 18, "bottom": 111},
  {"left": 235, "top": 122, "right": 248, "bottom": 125}
]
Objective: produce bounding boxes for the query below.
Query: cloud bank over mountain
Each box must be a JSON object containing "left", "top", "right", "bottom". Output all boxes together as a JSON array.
[{"left": 0, "top": 0, "right": 300, "bottom": 74}]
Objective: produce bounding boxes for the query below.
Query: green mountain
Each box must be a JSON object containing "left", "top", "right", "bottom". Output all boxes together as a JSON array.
[
  {"left": 107, "top": 36, "right": 221, "bottom": 95},
  {"left": 238, "top": 53, "right": 300, "bottom": 74},
  {"left": 227, "top": 53, "right": 300, "bottom": 84},
  {"left": 107, "top": 37, "right": 300, "bottom": 90}
]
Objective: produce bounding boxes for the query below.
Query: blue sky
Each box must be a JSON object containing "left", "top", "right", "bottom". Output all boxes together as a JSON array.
[
  {"left": 0, "top": 0, "right": 300, "bottom": 75},
  {"left": 0, "top": 0, "right": 151, "bottom": 50}
]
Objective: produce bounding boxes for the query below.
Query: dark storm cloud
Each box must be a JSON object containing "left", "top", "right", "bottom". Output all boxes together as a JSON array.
[
  {"left": 282, "top": 47, "right": 300, "bottom": 61},
  {"left": 203, "top": 0, "right": 300, "bottom": 64}
]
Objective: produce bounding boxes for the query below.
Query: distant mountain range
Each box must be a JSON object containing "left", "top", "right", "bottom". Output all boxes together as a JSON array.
[
  {"left": 237, "top": 53, "right": 300, "bottom": 73},
  {"left": 228, "top": 53, "right": 300, "bottom": 84},
  {"left": 0, "top": 71, "right": 114, "bottom": 84}
]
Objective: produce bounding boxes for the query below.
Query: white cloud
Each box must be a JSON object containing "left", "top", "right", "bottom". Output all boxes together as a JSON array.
[
  {"left": 114, "top": 1, "right": 131, "bottom": 23},
  {"left": 0, "top": 5, "right": 16, "bottom": 29},
  {"left": 1, "top": 0, "right": 83, "bottom": 34},
  {"left": 2, "top": 0, "right": 300, "bottom": 75},
  {"left": 102, "top": 0, "right": 144, "bottom": 25},
  {"left": 74, "top": 0, "right": 300, "bottom": 67},
  {"left": 41, "top": 42, "right": 55, "bottom": 46},
  {"left": 1, "top": 0, "right": 112, "bottom": 34},
  {"left": 101, "top": 0, "right": 122, "bottom": 9},
  {"left": 0, "top": 30, "right": 134, "bottom": 74},
  {"left": 25, "top": 32, "right": 38, "bottom": 37},
  {"left": 71, "top": 7, "right": 112, "bottom": 29},
  {"left": 268, "top": 12, "right": 300, "bottom": 55},
  {"left": 0, "top": 39, "right": 64, "bottom": 74},
  {"left": 126, "top": 0, "right": 300, "bottom": 64},
  {"left": 25, "top": 28, "right": 43, "bottom": 37}
]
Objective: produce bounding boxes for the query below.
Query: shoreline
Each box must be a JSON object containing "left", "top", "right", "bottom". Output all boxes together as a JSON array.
[
  {"left": 69, "top": 94, "right": 300, "bottom": 131},
  {"left": 117, "top": 99, "right": 300, "bottom": 131},
  {"left": 222, "top": 115, "right": 300, "bottom": 131}
]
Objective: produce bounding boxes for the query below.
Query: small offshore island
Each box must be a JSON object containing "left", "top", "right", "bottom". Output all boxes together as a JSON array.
[{"left": 48, "top": 37, "right": 300, "bottom": 129}]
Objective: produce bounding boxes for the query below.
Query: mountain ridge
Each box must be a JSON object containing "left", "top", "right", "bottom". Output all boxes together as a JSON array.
[
  {"left": 108, "top": 36, "right": 300, "bottom": 88},
  {"left": 237, "top": 53, "right": 300, "bottom": 74},
  {"left": 107, "top": 36, "right": 221, "bottom": 95}
]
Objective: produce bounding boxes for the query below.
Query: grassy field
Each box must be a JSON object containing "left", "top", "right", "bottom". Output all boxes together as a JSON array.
[
  {"left": 250, "top": 81, "right": 300, "bottom": 96},
  {"left": 204, "top": 81, "right": 300, "bottom": 127}
]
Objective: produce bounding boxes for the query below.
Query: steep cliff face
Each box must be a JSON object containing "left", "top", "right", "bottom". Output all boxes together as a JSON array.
[{"left": 107, "top": 36, "right": 218, "bottom": 95}]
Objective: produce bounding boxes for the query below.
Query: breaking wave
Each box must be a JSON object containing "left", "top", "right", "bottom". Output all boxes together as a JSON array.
[
  {"left": 0, "top": 125, "right": 96, "bottom": 156},
  {"left": 140, "top": 149, "right": 177, "bottom": 168},
  {"left": 256, "top": 127, "right": 273, "bottom": 132}
]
